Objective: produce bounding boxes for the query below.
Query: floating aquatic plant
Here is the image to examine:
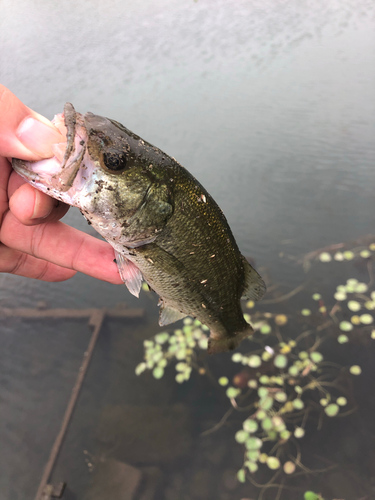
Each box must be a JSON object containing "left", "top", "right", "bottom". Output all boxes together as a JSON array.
[{"left": 135, "top": 236, "right": 375, "bottom": 497}]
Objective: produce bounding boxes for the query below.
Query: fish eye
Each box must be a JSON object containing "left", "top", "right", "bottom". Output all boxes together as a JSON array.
[{"left": 102, "top": 149, "right": 127, "bottom": 172}]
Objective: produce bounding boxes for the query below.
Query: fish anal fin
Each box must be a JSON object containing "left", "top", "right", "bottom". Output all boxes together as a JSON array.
[
  {"left": 241, "top": 256, "right": 266, "bottom": 301},
  {"left": 159, "top": 303, "right": 187, "bottom": 326},
  {"left": 115, "top": 251, "right": 143, "bottom": 298}
]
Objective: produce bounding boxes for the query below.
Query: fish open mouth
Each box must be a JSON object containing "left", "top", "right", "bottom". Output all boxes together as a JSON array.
[{"left": 13, "top": 103, "right": 90, "bottom": 205}]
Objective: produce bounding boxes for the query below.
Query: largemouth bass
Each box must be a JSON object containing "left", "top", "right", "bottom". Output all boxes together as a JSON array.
[{"left": 13, "top": 103, "right": 265, "bottom": 353}]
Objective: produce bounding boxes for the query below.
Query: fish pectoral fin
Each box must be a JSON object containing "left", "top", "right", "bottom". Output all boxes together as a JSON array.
[
  {"left": 241, "top": 256, "right": 266, "bottom": 301},
  {"left": 159, "top": 303, "right": 187, "bottom": 326},
  {"left": 115, "top": 251, "right": 143, "bottom": 298}
]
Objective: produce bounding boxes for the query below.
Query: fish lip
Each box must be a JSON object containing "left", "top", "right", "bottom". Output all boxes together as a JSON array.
[
  {"left": 13, "top": 106, "right": 89, "bottom": 194},
  {"left": 12, "top": 158, "right": 40, "bottom": 182}
]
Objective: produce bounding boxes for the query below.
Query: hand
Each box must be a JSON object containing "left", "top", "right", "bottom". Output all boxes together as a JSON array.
[{"left": 0, "top": 85, "right": 122, "bottom": 283}]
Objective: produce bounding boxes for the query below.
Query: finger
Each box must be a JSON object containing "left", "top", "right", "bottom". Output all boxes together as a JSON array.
[
  {"left": 0, "top": 85, "right": 62, "bottom": 160},
  {"left": 9, "top": 182, "right": 69, "bottom": 225},
  {"left": 0, "top": 244, "right": 77, "bottom": 282},
  {"left": 1, "top": 210, "right": 123, "bottom": 284},
  {"left": 0, "top": 157, "right": 12, "bottom": 224}
]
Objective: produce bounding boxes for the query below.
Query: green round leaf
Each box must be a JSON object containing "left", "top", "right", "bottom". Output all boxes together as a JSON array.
[
  {"left": 261, "top": 418, "right": 273, "bottom": 431},
  {"left": 248, "top": 355, "right": 262, "bottom": 368},
  {"left": 343, "top": 250, "right": 354, "bottom": 260},
  {"left": 337, "top": 396, "right": 347, "bottom": 406},
  {"left": 293, "top": 399, "right": 304, "bottom": 410},
  {"left": 237, "top": 469, "right": 246, "bottom": 483},
  {"left": 135, "top": 362, "right": 147, "bottom": 376},
  {"left": 301, "top": 309, "right": 311, "bottom": 316},
  {"left": 272, "top": 416, "right": 285, "bottom": 429},
  {"left": 245, "top": 437, "right": 263, "bottom": 450},
  {"left": 266, "top": 456, "right": 280, "bottom": 470},
  {"left": 349, "top": 365, "right": 362, "bottom": 375},
  {"left": 319, "top": 398, "right": 328, "bottom": 407},
  {"left": 355, "top": 283, "right": 368, "bottom": 293},
  {"left": 351, "top": 315, "right": 360, "bottom": 325},
  {"left": 246, "top": 449, "right": 260, "bottom": 462},
  {"left": 360, "top": 314, "right": 373, "bottom": 324},
  {"left": 283, "top": 461, "right": 296, "bottom": 474},
  {"left": 243, "top": 419, "right": 258, "bottom": 433},
  {"left": 152, "top": 367, "right": 164, "bottom": 379},
  {"left": 312, "top": 293, "right": 321, "bottom": 300},
  {"left": 334, "top": 291, "right": 347, "bottom": 301},
  {"left": 261, "top": 351, "right": 273, "bottom": 361},
  {"left": 245, "top": 460, "right": 258, "bottom": 473},
  {"left": 310, "top": 351, "right": 323, "bottom": 363},
  {"left": 274, "top": 391, "right": 287, "bottom": 403},
  {"left": 258, "top": 387, "right": 268, "bottom": 399},
  {"left": 288, "top": 365, "right": 299, "bottom": 376},
  {"left": 360, "top": 250, "right": 371, "bottom": 258},
  {"left": 226, "top": 387, "right": 241, "bottom": 398},
  {"left": 232, "top": 353, "right": 243, "bottom": 363},
  {"left": 274, "top": 354, "right": 288, "bottom": 369},
  {"left": 304, "top": 493, "right": 320, "bottom": 500},
  {"left": 347, "top": 300, "right": 361, "bottom": 312},
  {"left": 267, "top": 430, "right": 278, "bottom": 440},
  {"left": 155, "top": 332, "right": 169, "bottom": 344},
  {"left": 158, "top": 358, "right": 167, "bottom": 368},
  {"left": 347, "top": 278, "right": 358, "bottom": 285},
  {"left": 280, "top": 429, "right": 291, "bottom": 440},
  {"left": 325, "top": 403, "right": 339, "bottom": 417},
  {"left": 319, "top": 252, "right": 331, "bottom": 262},
  {"left": 340, "top": 321, "right": 353, "bottom": 332},
  {"left": 260, "top": 324, "right": 272, "bottom": 334},
  {"left": 175, "top": 373, "right": 185, "bottom": 383},
  {"left": 235, "top": 430, "right": 249, "bottom": 443},
  {"left": 299, "top": 351, "right": 309, "bottom": 360},
  {"left": 176, "top": 349, "right": 187, "bottom": 360},
  {"left": 176, "top": 362, "right": 188, "bottom": 371},
  {"left": 259, "top": 396, "right": 273, "bottom": 410},
  {"left": 248, "top": 379, "right": 257, "bottom": 389},
  {"left": 294, "top": 427, "right": 305, "bottom": 438},
  {"left": 218, "top": 376, "right": 229, "bottom": 386},
  {"left": 334, "top": 252, "right": 344, "bottom": 261},
  {"left": 337, "top": 334, "right": 349, "bottom": 344}
]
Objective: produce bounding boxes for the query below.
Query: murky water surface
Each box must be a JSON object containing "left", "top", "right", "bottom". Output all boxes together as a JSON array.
[{"left": 1, "top": 1, "right": 375, "bottom": 499}]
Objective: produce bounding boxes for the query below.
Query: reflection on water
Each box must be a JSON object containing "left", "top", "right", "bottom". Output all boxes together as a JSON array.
[{"left": 0, "top": 0, "right": 375, "bottom": 499}]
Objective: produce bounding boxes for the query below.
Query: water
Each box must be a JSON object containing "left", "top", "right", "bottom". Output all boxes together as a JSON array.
[{"left": 1, "top": 1, "right": 375, "bottom": 499}]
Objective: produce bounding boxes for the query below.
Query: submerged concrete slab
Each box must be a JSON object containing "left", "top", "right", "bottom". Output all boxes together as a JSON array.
[{"left": 85, "top": 459, "right": 142, "bottom": 500}]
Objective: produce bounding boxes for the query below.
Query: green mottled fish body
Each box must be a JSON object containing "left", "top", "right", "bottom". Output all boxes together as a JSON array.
[{"left": 13, "top": 104, "right": 265, "bottom": 353}]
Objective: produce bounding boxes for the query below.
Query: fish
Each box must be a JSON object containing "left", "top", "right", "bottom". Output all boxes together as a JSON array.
[{"left": 13, "top": 103, "right": 266, "bottom": 354}]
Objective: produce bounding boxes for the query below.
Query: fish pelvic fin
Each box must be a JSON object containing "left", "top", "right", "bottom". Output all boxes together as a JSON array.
[
  {"left": 115, "top": 251, "right": 143, "bottom": 298},
  {"left": 207, "top": 324, "right": 254, "bottom": 355},
  {"left": 159, "top": 302, "right": 187, "bottom": 326},
  {"left": 241, "top": 256, "right": 266, "bottom": 301}
]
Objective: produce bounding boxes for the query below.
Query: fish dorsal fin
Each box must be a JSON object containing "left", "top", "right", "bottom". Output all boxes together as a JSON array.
[
  {"left": 241, "top": 256, "right": 266, "bottom": 301},
  {"left": 115, "top": 251, "right": 143, "bottom": 298},
  {"left": 159, "top": 302, "right": 187, "bottom": 326}
]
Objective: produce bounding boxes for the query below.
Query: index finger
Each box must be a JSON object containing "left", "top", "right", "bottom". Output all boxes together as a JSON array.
[{"left": 1, "top": 209, "right": 123, "bottom": 284}]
